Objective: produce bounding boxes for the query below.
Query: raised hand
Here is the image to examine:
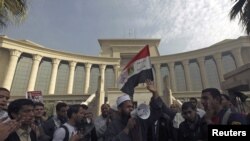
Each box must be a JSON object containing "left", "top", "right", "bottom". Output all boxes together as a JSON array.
[
  {"left": 145, "top": 79, "right": 158, "bottom": 97},
  {"left": 123, "top": 117, "right": 136, "bottom": 135},
  {"left": 31, "top": 123, "right": 41, "bottom": 137},
  {"left": 0, "top": 119, "right": 19, "bottom": 141}
]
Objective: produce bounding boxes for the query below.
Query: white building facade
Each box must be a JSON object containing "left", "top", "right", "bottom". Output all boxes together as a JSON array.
[{"left": 0, "top": 35, "right": 250, "bottom": 106}]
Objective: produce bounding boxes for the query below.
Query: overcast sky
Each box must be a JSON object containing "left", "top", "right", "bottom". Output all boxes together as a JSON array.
[{"left": 0, "top": 0, "right": 245, "bottom": 56}]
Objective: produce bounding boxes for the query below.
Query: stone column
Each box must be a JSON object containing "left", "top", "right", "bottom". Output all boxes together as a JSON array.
[
  {"left": 99, "top": 64, "right": 106, "bottom": 94},
  {"left": 114, "top": 64, "right": 120, "bottom": 88},
  {"left": 213, "top": 53, "right": 224, "bottom": 82},
  {"left": 182, "top": 60, "right": 192, "bottom": 91},
  {"left": 27, "top": 54, "right": 42, "bottom": 91},
  {"left": 98, "top": 64, "right": 106, "bottom": 114},
  {"left": 67, "top": 61, "right": 76, "bottom": 94},
  {"left": 197, "top": 57, "right": 208, "bottom": 89},
  {"left": 84, "top": 63, "right": 92, "bottom": 94},
  {"left": 48, "top": 58, "right": 60, "bottom": 95},
  {"left": 168, "top": 62, "right": 177, "bottom": 92},
  {"left": 154, "top": 63, "right": 163, "bottom": 95},
  {"left": 2, "top": 50, "right": 22, "bottom": 90},
  {"left": 232, "top": 48, "right": 244, "bottom": 68}
]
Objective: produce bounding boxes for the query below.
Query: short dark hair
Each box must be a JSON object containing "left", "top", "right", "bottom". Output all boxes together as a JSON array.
[
  {"left": 56, "top": 102, "right": 67, "bottom": 112},
  {"left": 0, "top": 87, "right": 10, "bottom": 93},
  {"left": 8, "top": 99, "right": 34, "bottom": 119},
  {"left": 34, "top": 102, "right": 44, "bottom": 108},
  {"left": 182, "top": 101, "right": 196, "bottom": 111},
  {"left": 67, "top": 104, "right": 82, "bottom": 118},
  {"left": 189, "top": 97, "right": 198, "bottom": 103},
  {"left": 202, "top": 88, "right": 221, "bottom": 102}
]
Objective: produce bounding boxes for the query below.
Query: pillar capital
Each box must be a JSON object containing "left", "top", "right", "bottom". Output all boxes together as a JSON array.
[
  {"left": 52, "top": 58, "right": 60, "bottom": 65},
  {"left": 197, "top": 57, "right": 205, "bottom": 63},
  {"left": 153, "top": 63, "right": 161, "bottom": 68},
  {"left": 232, "top": 48, "right": 241, "bottom": 55},
  {"left": 168, "top": 62, "right": 175, "bottom": 68},
  {"left": 213, "top": 53, "right": 222, "bottom": 60},
  {"left": 10, "top": 49, "right": 22, "bottom": 57},
  {"left": 85, "top": 63, "right": 92, "bottom": 69},
  {"left": 32, "top": 54, "right": 42, "bottom": 62},
  {"left": 182, "top": 60, "right": 190, "bottom": 66},
  {"left": 114, "top": 64, "right": 120, "bottom": 70},
  {"left": 69, "top": 61, "right": 77, "bottom": 68},
  {"left": 99, "top": 64, "right": 106, "bottom": 70}
]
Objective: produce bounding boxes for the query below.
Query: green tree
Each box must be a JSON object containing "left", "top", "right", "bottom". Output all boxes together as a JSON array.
[
  {"left": 0, "top": 0, "right": 27, "bottom": 30},
  {"left": 230, "top": 0, "right": 250, "bottom": 35}
]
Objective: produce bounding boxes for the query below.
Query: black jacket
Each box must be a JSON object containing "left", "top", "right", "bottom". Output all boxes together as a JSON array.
[
  {"left": 147, "top": 113, "right": 174, "bottom": 141},
  {"left": 178, "top": 115, "right": 207, "bottom": 141}
]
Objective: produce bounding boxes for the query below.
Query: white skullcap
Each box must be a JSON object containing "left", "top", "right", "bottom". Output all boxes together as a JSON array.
[
  {"left": 111, "top": 104, "right": 118, "bottom": 111},
  {"left": 116, "top": 94, "right": 131, "bottom": 107}
]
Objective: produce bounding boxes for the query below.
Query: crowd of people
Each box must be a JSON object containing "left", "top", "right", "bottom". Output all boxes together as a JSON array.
[{"left": 0, "top": 80, "right": 249, "bottom": 141}]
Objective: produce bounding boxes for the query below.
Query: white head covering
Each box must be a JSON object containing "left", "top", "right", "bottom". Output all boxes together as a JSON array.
[
  {"left": 116, "top": 94, "right": 131, "bottom": 107},
  {"left": 111, "top": 104, "right": 118, "bottom": 111}
]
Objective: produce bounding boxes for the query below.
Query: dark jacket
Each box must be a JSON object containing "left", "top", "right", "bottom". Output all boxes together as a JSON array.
[
  {"left": 43, "top": 117, "right": 56, "bottom": 139},
  {"left": 34, "top": 119, "right": 51, "bottom": 141},
  {"left": 178, "top": 115, "right": 207, "bottom": 141},
  {"left": 147, "top": 113, "right": 174, "bottom": 141},
  {"left": 213, "top": 108, "right": 247, "bottom": 125},
  {"left": 104, "top": 96, "right": 164, "bottom": 141},
  {"left": 5, "top": 130, "right": 37, "bottom": 141}
]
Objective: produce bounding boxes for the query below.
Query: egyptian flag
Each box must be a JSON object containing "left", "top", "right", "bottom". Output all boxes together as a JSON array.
[{"left": 119, "top": 45, "right": 154, "bottom": 97}]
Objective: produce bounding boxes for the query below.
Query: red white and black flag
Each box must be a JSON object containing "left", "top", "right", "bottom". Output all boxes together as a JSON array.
[{"left": 119, "top": 45, "right": 154, "bottom": 97}]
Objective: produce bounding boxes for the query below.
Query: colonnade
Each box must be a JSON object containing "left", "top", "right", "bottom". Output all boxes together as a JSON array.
[
  {"left": 2, "top": 49, "right": 120, "bottom": 95},
  {"left": 153, "top": 48, "right": 244, "bottom": 92}
]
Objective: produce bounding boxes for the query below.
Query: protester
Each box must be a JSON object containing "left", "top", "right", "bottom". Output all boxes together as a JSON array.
[
  {"left": 0, "top": 87, "right": 10, "bottom": 120},
  {"left": 201, "top": 88, "right": 247, "bottom": 125},
  {"left": 178, "top": 102, "right": 207, "bottom": 141},
  {"left": 166, "top": 103, "right": 182, "bottom": 141},
  {"left": 220, "top": 94, "right": 237, "bottom": 112},
  {"left": 170, "top": 103, "right": 184, "bottom": 129},
  {"left": 43, "top": 102, "right": 68, "bottom": 140},
  {"left": 53, "top": 104, "right": 84, "bottom": 141},
  {"left": 5, "top": 99, "right": 39, "bottom": 141},
  {"left": 34, "top": 102, "right": 50, "bottom": 141},
  {"left": 94, "top": 104, "right": 110, "bottom": 141},
  {"left": 0, "top": 119, "right": 19, "bottom": 141},
  {"left": 147, "top": 112, "right": 174, "bottom": 141},
  {"left": 104, "top": 80, "right": 164, "bottom": 141},
  {"left": 189, "top": 97, "right": 206, "bottom": 118},
  {"left": 79, "top": 104, "right": 97, "bottom": 141}
]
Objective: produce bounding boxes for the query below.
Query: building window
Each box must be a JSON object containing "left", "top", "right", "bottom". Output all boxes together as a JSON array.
[
  {"left": 55, "top": 62, "right": 69, "bottom": 95},
  {"left": 11, "top": 55, "right": 33, "bottom": 96},
  {"left": 73, "top": 64, "right": 85, "bottom": 95},
  {"left": 205, "top": 57, "right": 220, "bottom": 89},
  {"left": 175, "top": 63, "right": 187, "bottom": 91},
  {"left": 105, "top": 66, "right": 115, "bottom": 90},
  {"left": 89, "top": 65, "right": 99, "bottom": 94},
  {"left": 222, "top": 53, "right": 236, "bottom": 74},
  {"left": 35, "top": 59, "right": 52, "bottom": 95},
  {"left": 189, "top": 61, "right": 203, "bottom": 90}
]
